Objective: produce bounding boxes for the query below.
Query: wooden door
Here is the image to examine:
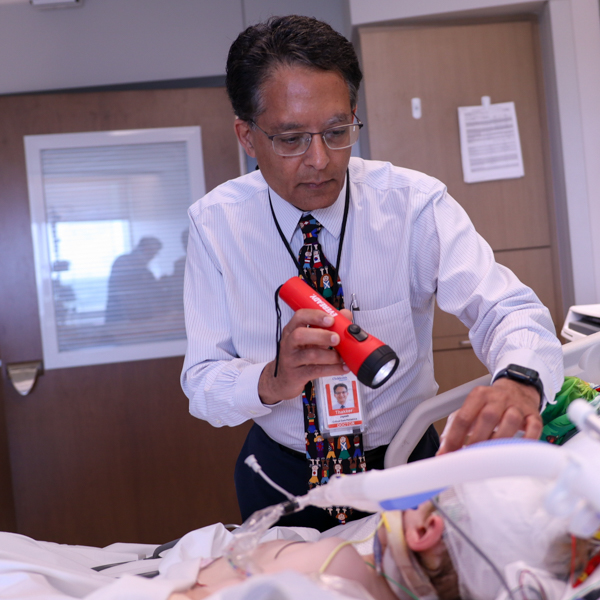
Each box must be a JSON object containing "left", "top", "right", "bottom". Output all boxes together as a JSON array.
[
  {"left": 0, "top": 88, "right": 251, "bottom": 546},
  {"left": 359, "top": 18, "right": 563, "bottom": 397}
]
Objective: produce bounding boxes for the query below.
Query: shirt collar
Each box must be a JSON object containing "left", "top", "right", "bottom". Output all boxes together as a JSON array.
[{"left": 267, "top": 175, "right": 347, "bottom": 243}]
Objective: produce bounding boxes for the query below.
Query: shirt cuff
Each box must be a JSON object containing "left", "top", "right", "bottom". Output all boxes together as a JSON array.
[
  {"left": 233, "top": 361, "right": 282, "bottom": 419},
  {"left": 491, "top": 349, "right": 557, "bottom": 413}
]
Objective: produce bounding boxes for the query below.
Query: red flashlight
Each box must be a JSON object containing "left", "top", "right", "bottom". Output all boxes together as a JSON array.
[{"left": 279, "top": 277, "right": 399, "bottom": 389}]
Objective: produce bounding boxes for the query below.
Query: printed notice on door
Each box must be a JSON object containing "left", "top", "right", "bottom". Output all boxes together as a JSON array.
[{"left": 458, "top": 101, "right": 524, "bottom": 183}]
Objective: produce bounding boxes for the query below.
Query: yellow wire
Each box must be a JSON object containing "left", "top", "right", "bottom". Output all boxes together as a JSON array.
[
  {"left": 318, "top": 517, "right": 384, "bottom": 575},
  {"left": 317, "top": 517, "right": 422, "bottom": 600}
]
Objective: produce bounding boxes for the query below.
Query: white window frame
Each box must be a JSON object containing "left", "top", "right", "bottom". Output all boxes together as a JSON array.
[{"left": 24, "top": 126, "right": 205, "bottom": 369}]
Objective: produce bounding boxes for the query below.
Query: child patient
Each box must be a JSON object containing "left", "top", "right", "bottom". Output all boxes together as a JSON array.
[{"left": 170, "top": 475, "right": 598, "bottom": 600}]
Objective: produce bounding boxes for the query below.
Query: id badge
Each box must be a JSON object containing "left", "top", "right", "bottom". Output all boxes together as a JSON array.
[{"left": 314, "top": 373, "right": 366, "bottom": 437}]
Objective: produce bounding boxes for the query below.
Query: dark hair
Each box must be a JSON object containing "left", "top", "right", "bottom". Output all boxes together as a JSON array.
[
  {"left": 419, "top": 547, "right": 460, "bottom": 600},
  {"left": 226, "top": 15, "right": 362, "bottom": 122},
  {"left": 137, "top": 236, "right": 162, "bottom": 254},
  {"left": 333, "top": 383, "right": 348, "bottom": 393}
]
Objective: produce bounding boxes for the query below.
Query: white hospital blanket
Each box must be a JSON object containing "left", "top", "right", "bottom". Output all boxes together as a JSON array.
[
  {"left": 0, "top": 520, "right": 370, "bottom": 600},
  {"left": 2, "top": 515, "right": 597, "bottom": 600}
]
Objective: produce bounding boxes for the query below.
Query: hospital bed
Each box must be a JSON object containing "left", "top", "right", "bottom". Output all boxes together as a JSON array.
[
  {"left": 2, "top": 333, "right": 600, "bottom": 600},
  {"left": 384, "top": 330, "right": 600, "bottom": 467}
]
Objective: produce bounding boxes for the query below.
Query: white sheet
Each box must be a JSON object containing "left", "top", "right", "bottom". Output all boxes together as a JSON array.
[
  {"left": 1, "top": 515, "right": 598, "bottom": 600},
  {"left": 0, "top": 522, "right": 352, "bottom": 600}
]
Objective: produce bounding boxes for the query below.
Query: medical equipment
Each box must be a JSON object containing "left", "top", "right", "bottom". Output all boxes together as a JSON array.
[
  {"left": 229, "top": 331, "right": 600, "bottom": 599},
  {"left": 435, "top": 479, "right": 569, "bottom": 600},
  {"left": 562, "top": 304, "right": 600, "bottom": 341},
  {"left": 225, "top": 502, "right": 289, "bottom": 577},
  {"left": 278, "top": 276, "right": 399, "bottom": 388},
  {"left": 298, "top": 420, "right": 600, "bottom": 539},
  {"left": 237, "top": 404, "right": 600, "bottom": 598},
  {"left": 385, "top": 330, "right": 600, "bottom": 466},
  {"left": 225, "top": 456, "right": 302, "bottom": 577}
]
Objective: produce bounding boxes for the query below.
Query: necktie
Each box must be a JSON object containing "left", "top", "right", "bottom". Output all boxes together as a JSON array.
[{"left": 298, "top": 215, "right": 365, "bottom": 524}]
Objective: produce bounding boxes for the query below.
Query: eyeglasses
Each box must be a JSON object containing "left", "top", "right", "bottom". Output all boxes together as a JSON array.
[{"left": 251, "top": 116, "right": 363, "bottom": 157}]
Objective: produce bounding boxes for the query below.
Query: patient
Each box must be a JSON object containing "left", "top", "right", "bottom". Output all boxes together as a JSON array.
[{"left": 170, "top": 475, "right": 598, "bottom": 600}]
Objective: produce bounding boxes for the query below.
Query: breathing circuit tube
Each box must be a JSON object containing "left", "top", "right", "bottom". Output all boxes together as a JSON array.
[
  {"left": 230, "top": 402, "right": 600, "bottom": 576},
  {"left": 299, "top": 422, "right": 600, "bottom": 533},
  {"left": 298, "top": 438, "right": 571, "bottom": 513}
]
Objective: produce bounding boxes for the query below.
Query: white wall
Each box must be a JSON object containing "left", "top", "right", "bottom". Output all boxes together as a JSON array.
[
  {"left": 1, "top": 0, "right": 596, "bottom": 308},
  {"left": 0, "top": 0, "right": 349, "bottom": 94},
  {"left": 243, "top": 0, "right": 350, "bottom": 36},
  {"left": 349, "top": 0, "right": 600, "bottom": 309}
]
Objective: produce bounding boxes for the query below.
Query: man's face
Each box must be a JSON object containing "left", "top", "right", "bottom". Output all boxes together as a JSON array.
[
  {"left": 334, "top": 387, "right": 348, "bottom": 404},
  {"left": 236, "top": 64, "right": 354, "bottom": 211}
]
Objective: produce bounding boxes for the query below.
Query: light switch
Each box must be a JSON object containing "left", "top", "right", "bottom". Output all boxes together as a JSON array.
[{"left": 411, "top": 97, "right": 422, "bottom": 119}]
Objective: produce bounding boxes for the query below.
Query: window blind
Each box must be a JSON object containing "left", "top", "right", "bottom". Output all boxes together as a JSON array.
[{"left": 25, "top": 127, "right": 205, "bottom": 368}]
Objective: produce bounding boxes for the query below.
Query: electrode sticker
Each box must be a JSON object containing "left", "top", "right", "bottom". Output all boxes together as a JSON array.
[{"left": 315, "top": 373, "right": 365, "bottom": 436}]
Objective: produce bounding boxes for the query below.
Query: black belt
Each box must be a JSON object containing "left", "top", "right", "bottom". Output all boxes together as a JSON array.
[{"left": 278, "top": 441, "right": 388, "bottom": 464}]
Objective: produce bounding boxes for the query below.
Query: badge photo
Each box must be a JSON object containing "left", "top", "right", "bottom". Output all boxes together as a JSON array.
[{"left": 315, "top": 373, "right": 365, "bottom": 437}]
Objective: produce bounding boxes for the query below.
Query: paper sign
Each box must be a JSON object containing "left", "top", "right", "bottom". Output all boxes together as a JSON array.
[{"left": 458, "top": 101, "right": 525, "bottom": 183}]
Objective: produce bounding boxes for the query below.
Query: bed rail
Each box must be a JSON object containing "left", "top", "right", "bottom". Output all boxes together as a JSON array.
[{"left": 384, "top": 331, "right": 600, "bottom": 467}]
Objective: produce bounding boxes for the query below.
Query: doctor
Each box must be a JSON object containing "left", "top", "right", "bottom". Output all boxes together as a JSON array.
[
  {"left": 181, "top": 15, "right": 563, "bottom": 531},
  {"left": 333, "top": 384, "right": 354, "bottom": 410}
]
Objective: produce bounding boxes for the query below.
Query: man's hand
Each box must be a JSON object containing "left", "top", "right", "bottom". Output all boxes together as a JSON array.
[
  {"left": 437, "top": 377, "right": 543, "bottom": 455},
  {"left": 258, "top": 308, "right": 352, "bottom": 405}
]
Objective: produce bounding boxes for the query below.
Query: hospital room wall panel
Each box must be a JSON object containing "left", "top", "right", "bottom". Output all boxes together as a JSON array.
[
  {"left": 432, "top": 348, "right": 490, "bottom": 395},
  {"left": 432, "top": 347, "right": 490, "bottom": 435},
  {"left": 432, "top": 246, "right": 560, "bottom": 345},
  {"left": 4, "top": 357, "right": 251, "bottom": 546},
  {"left": 359, "top": 17, "right": 563, "bottom": 394},
  {"left": 494, "top": 247, "right": 559, "bottom": 327},
  {"left": 359, "top": 19, "right": 553, "bottom": 253},
  {"left": 0, "top": 86, "right": 249, "bottom": 546}
]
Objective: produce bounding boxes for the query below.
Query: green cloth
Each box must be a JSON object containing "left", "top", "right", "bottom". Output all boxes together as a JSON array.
[{"left": 541, "top": 376, "right": 599, "bottom": 445}]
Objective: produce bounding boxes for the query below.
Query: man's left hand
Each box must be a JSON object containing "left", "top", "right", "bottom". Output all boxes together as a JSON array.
[{"left": 436, "top": 378, "right": 543, "bottom": 455}]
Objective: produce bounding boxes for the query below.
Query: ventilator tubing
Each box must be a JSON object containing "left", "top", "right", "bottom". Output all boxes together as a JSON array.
[
  {"left": 302, "top": 433, "right": 600, "bottom": 530},
  {"left": 279, "top": 277, "right": 399, "bottom": 388}
]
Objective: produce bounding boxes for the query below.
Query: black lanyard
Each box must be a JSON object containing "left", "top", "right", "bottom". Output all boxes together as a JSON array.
[{"left": 268, "top": 169, "right": 350, "bottom": 284}]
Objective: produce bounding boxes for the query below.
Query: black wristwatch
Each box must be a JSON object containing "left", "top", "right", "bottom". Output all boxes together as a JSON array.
[{"left": 493, "top": 364, "right": 544, "bottom": 407}]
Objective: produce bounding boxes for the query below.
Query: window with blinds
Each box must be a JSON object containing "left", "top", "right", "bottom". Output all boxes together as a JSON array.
[{"left": 25, "top": 127, "right": 205, "bottom": 369}]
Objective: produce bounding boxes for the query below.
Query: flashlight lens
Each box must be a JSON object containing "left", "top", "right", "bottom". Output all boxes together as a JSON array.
[
  {"left": 372, "top": 359, "right": 398, "bottom": 387},
  {"left": 357, "top": 345, "right": 399, "bottom": 389}
]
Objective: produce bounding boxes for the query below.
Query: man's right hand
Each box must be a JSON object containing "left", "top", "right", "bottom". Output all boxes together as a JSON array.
[{"left": 258, "top": 308, "right": 351, "bottom": 405}]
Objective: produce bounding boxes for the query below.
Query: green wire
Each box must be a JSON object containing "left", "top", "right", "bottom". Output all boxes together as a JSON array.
[{"left": 364, "top": 560, "right": 421, "bottom": 600}]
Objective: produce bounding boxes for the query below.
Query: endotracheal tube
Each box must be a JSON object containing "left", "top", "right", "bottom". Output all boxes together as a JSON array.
[{"left": 224, "top": 455, "right": 303, "bottom": 577}]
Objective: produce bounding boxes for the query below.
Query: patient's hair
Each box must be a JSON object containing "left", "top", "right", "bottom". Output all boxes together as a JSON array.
[
  {"left": 418, "top": 548, "right": 460, "bottom": 600},
  {"left": 418, "top": 529, "right": 597, "bottom": 600},
  {"left": 412, "top": 505, "right": 460, "bottom": 600}
]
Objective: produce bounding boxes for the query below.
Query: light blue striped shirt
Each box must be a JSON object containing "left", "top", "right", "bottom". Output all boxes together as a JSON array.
[{"left": 181, "top": 157, "right": 563, "bottom": 452}]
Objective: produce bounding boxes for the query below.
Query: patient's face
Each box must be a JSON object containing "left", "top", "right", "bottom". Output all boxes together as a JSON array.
[
  {"left": 173, "top": 537, "right": 398, "bottom": 600},
  {"left": 172, "top": 479, "right": 589, "bottom": 600}
]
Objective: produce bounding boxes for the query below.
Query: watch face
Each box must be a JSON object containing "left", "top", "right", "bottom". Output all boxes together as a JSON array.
[
  {"left": 500, "top": 364, "right": 543, "bottom": 402},
  {"left": 507, "top": 364, "right": 539, "bottom": 381}
]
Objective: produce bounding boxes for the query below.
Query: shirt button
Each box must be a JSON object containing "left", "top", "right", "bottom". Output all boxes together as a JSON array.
[{"left": 215, "top": 419, "right": 222, "bottom": 424}]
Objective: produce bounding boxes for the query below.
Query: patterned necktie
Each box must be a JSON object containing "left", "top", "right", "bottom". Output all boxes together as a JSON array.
[{"left": 298, "top": 215, "right": 365, "bottom": 525}]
